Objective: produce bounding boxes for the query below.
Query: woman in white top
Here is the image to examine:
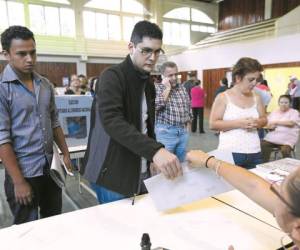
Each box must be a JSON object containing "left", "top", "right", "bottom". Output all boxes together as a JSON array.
[{"left": 210, "top": 57, "right": 267, "bottom": 169}]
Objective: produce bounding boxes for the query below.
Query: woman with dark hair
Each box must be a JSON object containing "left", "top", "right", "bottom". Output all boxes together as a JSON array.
[
  {"left": 87, "top": 76, "right": 98, "bottom": 97},
  {"left": 187, "top": 150, "right": 300, "bottom": 250},
  {"left": 210, "top": 57, "right": 267, "bottom": 169},
  {"left": 261, "top": 94, "right": 300, "bottom": 162}
]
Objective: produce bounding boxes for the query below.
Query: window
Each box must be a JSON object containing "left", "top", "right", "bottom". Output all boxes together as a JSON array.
[
  {"left": 59, "top": 8, "right": 75, "bottom": 36},
  {"left": 83, "top": 0, "right": 146, "bottom": 41},
  {"left": 41, "top": 0, "right": 70, "bottom": 4},
  {"left": 83, "top": 11, "right": 121, "bottom": 40},
  {"left": 191, "top": 8, "right": 214, "bottom": 24},
  {"left": 85, "top": 0, "right": 120, "bottom": 11},
  {"left": 0, "top": 0, "right": 25, "bottom": 30},
  {"left": 164, "top": 7, "right": 190, "bottom": 21},
  {"left": 29, "top": 4, "right": 75, "bottom": 37},
  {"left": 163, "top": 22, "right": 190, "bottom": 46},
  {"left": 122, "top": 0, "right": 144, "bottom": 14},
  {"left": 123, "top": 16, "right": 143, "bottom": 41},
  {"left": 191, "top": 24, "right": 216, "bottom": 33},
  {"left": 163, "top": 7, "right": 216, "bottom": 46}
]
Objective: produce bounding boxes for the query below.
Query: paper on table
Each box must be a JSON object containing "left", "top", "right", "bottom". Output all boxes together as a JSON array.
[
  {"left": 50, "top": 143, "right": 74, "bottom": 188},
  {"left": 144, "top": 149, "right": 234, "bottom": 211}
]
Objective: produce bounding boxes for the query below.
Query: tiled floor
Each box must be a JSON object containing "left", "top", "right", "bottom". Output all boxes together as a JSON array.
[{"left": 1, "top": 119, "right": 299, "bottom": 229}]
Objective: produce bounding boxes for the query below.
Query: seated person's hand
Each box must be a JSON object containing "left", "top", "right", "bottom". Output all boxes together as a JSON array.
[
  {"left": 186, "top": 150, "right": 209, "bottom": 168},
  {"left": 267, "top": 122, "right": 276, "bottom": 130}
]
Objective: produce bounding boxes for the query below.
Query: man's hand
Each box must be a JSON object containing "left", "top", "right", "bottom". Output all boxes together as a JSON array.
[
  {"left": 150, "top": 162, "right": 161, "bottom": 176},
  {"left": 63, "top": 154, "right": 74, "bottom": 172},
  {"left": 14, "top": 179, "right": 33, "bottom": 205},
  {"left": 152, "top": 148, "right": 182, "bottom": 179},
  {"left": 162, "top": 77, "right": 171, "bottom": 90},
  {"left": 186, "top": 122, "right": 192, "bottom": 132}
]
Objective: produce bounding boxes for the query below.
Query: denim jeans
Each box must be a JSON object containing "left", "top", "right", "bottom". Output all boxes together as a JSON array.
[
  {"left": 90, "top": 183, "right": 126, "bottom": 204},
  {"left": 155, "top": 123, "right": 189, "bottom": 162},
  {"left": 232, "top": 152, "right": 263, "bottom": 169}
]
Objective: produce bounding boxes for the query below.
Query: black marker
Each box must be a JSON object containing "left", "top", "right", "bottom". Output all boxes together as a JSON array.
[{"left": 140, "top": 233, "right": 151, "bottom": 250}]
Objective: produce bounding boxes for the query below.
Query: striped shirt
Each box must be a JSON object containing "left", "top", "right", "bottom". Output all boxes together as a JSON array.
[
  {"left": 0, "top": 64, "right": 60, "bottom": 177},
  {"left": 155, "top": 83, "right": 192, "bottom": 127}
]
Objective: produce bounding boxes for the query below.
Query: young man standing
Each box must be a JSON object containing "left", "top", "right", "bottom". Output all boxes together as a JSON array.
[
  {"left": 82, "top": 21, "right": 182, "bottom": 204},
  {"left": 0, "top": 26, "right": 72, "bottom": 224}
]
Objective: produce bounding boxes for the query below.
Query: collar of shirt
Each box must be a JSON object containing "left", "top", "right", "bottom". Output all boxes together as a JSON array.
[
  {"left": 1, "top": 64, "right": 42, "bottom": 85},
  {"left": 1, "top": 64, "right": 43, "bottom": 103},
  {"left": 127, "top": 55, "right": 150, "bottom": 81}
]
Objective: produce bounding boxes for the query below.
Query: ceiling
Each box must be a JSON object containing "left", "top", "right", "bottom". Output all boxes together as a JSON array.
[{"left": 194, "top": 0, "right": 222, "bottom": 3}]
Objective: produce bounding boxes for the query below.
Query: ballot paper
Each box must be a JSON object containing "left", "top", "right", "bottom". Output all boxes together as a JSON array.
[
  {"left": 144, "top": 150, "right": 234, "bottom": 211},
  {"left": 50, "top": 143, "right": 74, "bottom": 188}
]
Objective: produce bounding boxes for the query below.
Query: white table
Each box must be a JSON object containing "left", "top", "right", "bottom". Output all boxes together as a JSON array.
[
  {"left": 0, "top": 195, "right": 287, "bottom": 250},
  {"left": 213, "top": 190, "right": 280, "bottom": 229}
]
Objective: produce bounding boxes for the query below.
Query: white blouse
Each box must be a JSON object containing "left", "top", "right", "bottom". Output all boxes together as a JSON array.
[{"left": 218, "top": 93, "right": 261, "bottom": 154}]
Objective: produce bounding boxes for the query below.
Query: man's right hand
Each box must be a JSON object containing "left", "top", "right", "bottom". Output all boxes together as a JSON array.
[
  {"left": 162, "top": 77, "right": 171, "bottom": 90},
  {"left": 152, "top": 148, "right": 182, "bottom": 179},
  {"left": 14, "top": 180, "right": 33, "bottom": 205}
]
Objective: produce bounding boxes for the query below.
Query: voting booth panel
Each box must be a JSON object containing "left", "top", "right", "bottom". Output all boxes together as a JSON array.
[{"left": 55, "top": 96, "right": 93, "bottom": 147}]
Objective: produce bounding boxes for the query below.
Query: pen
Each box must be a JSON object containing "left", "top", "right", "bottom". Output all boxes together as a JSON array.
[{"left": 132, "top": 193, "right": 136, "bottom": 205}]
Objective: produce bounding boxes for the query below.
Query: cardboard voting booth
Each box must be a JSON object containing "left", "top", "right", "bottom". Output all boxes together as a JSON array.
[{"left": 55, "top": 95, "right": 93, "bottom": 147}]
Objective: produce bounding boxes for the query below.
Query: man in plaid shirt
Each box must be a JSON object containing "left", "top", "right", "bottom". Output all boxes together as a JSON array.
[{"left": 155, "top": 61, "right": 193, "bottom": 162}]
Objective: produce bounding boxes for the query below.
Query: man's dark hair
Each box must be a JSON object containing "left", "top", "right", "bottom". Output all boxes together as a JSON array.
[
  {"left": 130, "top": 20, "right": 163, "bottom": 45},
  {"left": 221, "top": 77, "right": 228, "bottom": 86},
  {"left": 160, "top": 61, "right": 177, "bottom": 74},
  {"left": 1, "top": 25, "right": 35, "bottom": 51},
  {"left": 261, "top": 79, "right": 268, "bottom": 87}
]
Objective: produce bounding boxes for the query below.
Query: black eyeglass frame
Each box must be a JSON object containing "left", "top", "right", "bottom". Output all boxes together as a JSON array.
[
  {"left": 270, "top": 182, "right": 300, "bottom": 217},
  {"left": 135, "top": 46, "right": 165, "bottom": 57}
]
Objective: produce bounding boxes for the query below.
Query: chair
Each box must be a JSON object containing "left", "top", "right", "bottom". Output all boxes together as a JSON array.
[{"left": 271, "top": 146, "right": 296, "bottom": 160}]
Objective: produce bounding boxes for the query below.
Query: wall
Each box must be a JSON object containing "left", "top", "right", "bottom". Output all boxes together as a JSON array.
[
  {"left": 170, "top": 32, "right": 300, "bottom": 107},
  {"left": 169, "top": 5, "right": 300, "bottom": 108},
  {"left": 170, "top": 31, "right": 300, "bottom": 79},
  {"left": 218, "top": 0, "right": 300, "bottom": 31},
  {"left": 0, "top": 54, "right": 122, "bottom": 85},
  {"left": 271, "top": 0, "right": 300, "bottom": 18},
  {"left": 218, "top": 0, "right": 265, "bottom": 31}
]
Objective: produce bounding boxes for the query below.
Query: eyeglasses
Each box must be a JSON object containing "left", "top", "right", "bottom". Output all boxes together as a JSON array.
[
  {"left": 135, "top": 47, "right": 165, "bottom": 57},
  {"left": 270, "top": 182, "right": 300, "bottom": 217},
  {"left": 280, "top": 234, "right": 294, "bottom": 250}
]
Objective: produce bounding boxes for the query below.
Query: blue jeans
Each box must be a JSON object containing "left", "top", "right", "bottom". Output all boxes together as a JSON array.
[
  {"left": 90, "top": 183, "right": 126, "bottom": 204},
  {"left": 232, "top": 152, "right": 262, "bottom": 169},
  {"left": 155, "top": 123, "right": 189, "bottom": 162}
]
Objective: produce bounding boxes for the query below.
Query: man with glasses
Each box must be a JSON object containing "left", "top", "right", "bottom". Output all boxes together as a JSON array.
[
  {"left": 155, "top": 61, "right": 193, "bottom": 162},
  {"left": 82, "top": 21, "right": 182, "bottom": 204}
]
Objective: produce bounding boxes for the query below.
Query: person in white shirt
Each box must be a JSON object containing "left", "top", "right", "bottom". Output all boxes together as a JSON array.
[{"left": 210, "top": 57, "right": 267, "bottom": 169}]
